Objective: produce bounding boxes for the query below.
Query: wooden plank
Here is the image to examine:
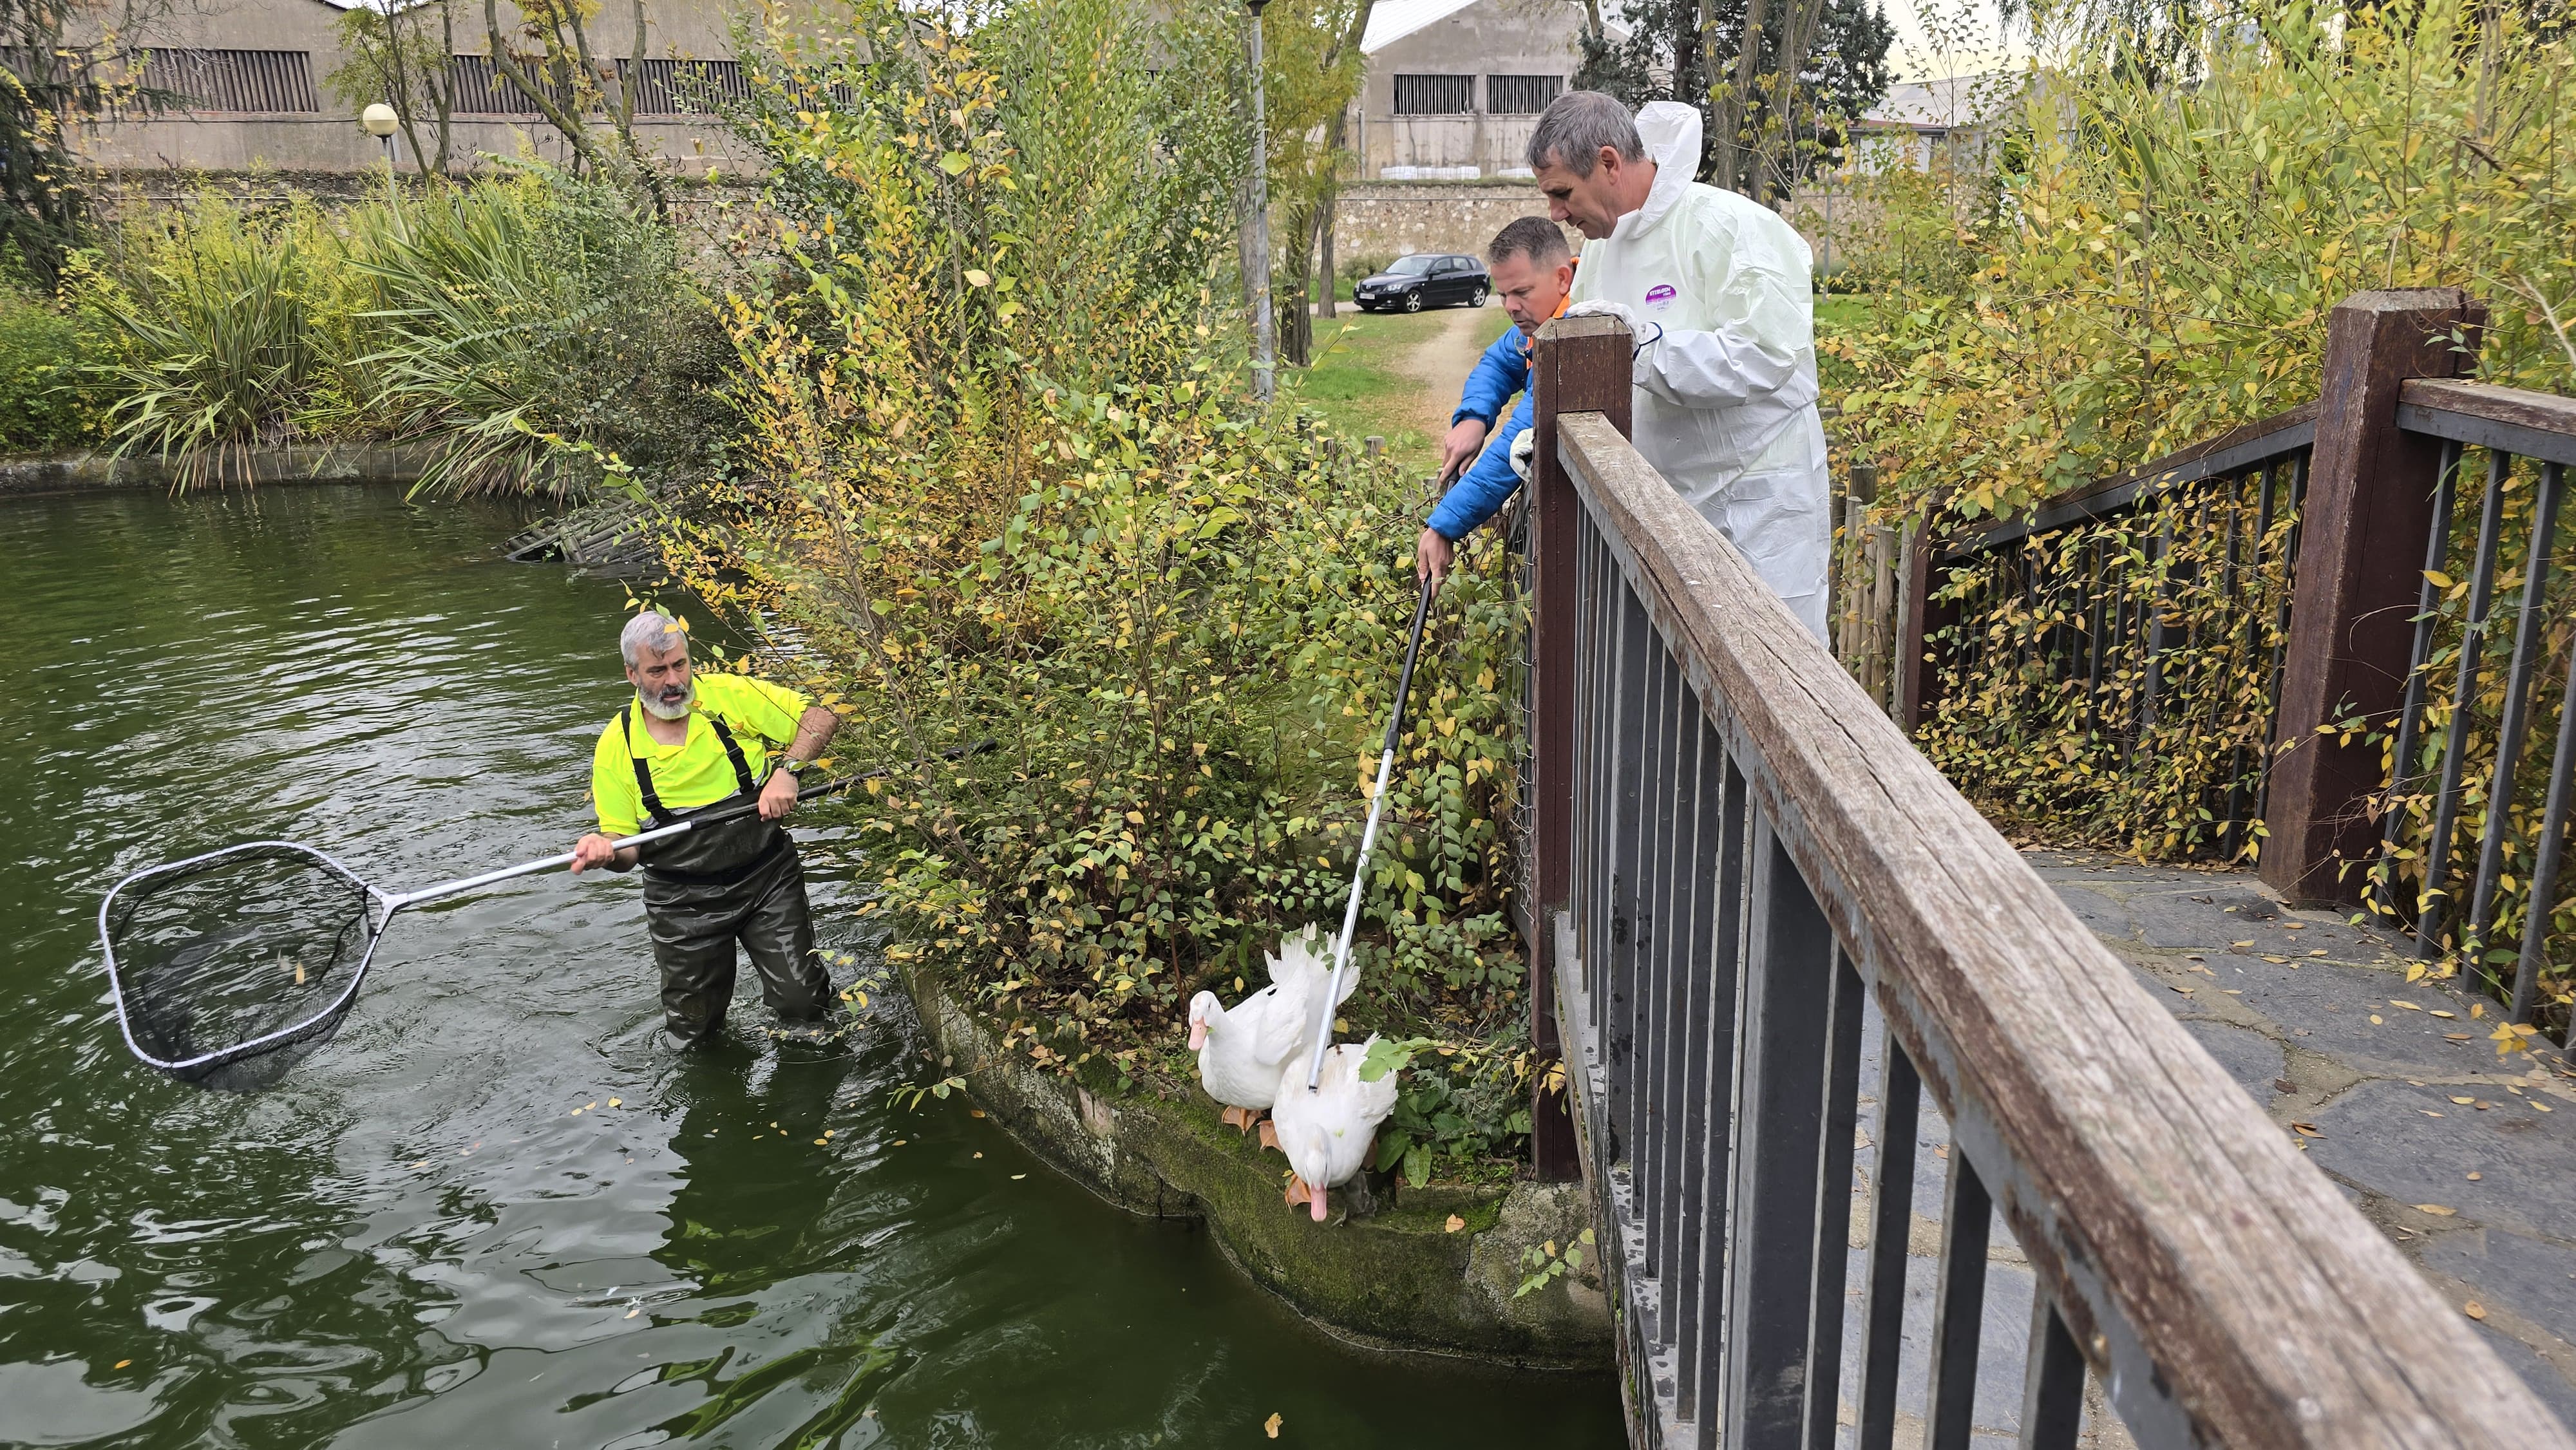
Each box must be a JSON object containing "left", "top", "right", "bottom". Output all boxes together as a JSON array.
[
  {"left": 1950, "top": 402, "right": 2321, "bottom": 556},
  {"left": 2399, "top": 378, "right": 2576, "bottom": 467},
  {"left": 2265, "top": 290, "right": 2485, "bottom": 905},
  {"left": 1528, "top": 313, "right": 1633, "bottom": 1184},
  {"left": 1553, "top": 409, "right": 2568, "bottom": 1449}
]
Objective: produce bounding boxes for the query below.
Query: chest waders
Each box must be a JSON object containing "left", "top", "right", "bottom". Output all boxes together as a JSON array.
[{"left": 623, "top": 710, "right": 830, "bottom": 1045}]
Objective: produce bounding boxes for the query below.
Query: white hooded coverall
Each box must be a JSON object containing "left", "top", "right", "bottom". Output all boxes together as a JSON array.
[{"left": 1567, "top": 101, "right": 1832, "bottom": 640}]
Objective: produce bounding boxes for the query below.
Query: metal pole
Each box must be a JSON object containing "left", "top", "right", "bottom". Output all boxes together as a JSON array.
[{"left": 1245, "top": 0, "right": 1276, "bottom": 402}]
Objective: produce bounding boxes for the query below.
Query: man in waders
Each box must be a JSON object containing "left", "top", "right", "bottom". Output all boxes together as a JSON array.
[{"left": 569, "top": 610, "right": 839, "bottom": 1046}]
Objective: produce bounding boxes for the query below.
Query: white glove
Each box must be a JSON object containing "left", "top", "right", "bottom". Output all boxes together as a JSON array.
[
  {"left": 1562, "top": 299, "right": 1658, "bottom": 384},
  {"left": 1509, "top": 428, "right": 1537, "bottom": 482},
  {"left": 1563, "top": 299, "right": 1638, "bottom": 331}
]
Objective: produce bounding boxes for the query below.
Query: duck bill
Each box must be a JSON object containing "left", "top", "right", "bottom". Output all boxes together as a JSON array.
[
  {"left": 1308, "top": 1185, "right": 1328, "bottom": 1222},
  {"left": 1187, "top": 1021, "right": 1208, "bottom": 1051}
]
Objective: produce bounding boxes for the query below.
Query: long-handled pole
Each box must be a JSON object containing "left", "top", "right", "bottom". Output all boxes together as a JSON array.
[
  {"left": 1305, "top": 576, "right": 1436, "bottom": 1090},
  {"left": 376, "top": 741, "right": 992, "bottom": 912}
]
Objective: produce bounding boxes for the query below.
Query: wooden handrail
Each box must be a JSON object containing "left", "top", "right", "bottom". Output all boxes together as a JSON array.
[
  {"left": 2400, "top": 377, "right": 2576, "bottom": 466},
  {"left": 1552, "top": 405, "right": 2568, "bottom": 1447}
]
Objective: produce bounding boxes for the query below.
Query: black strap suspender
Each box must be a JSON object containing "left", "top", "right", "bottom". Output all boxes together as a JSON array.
[{"left": 621, "top": 707, "right": 761, "bottom": 829}]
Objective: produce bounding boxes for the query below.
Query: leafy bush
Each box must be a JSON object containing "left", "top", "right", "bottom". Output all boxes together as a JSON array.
[
  {"left": 1832, "top": 0, "right": 2576, "bottom": 522},
  {"left": 350, "top": 167, "right": 730, "bottom": 498},
  {"left": 79, "top": 170, "right": 717, "bottom": 494},
  {"left": 0, "top": 268, "right": 114, "bottom": 453},
  {"left": 91, "top": 195, "right": 354, "bottom": 487},
  {"left": 672, "top": 0, "right": 1535, "bottom": 1176}
]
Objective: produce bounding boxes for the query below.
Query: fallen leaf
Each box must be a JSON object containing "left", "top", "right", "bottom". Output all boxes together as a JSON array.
[
  {"left": 1012, "top": 1173, "right": 1027, "bottom": 1180},
  {"left": 2423, "top": 1110, "right": 2446, "bottom": 1117},
  {"left": 2415, "top": 1203, "right": 2458, "bottom": 1216},
  {"left": 2371, "top": 1015, "right": 2384, "bottom": 1024},
  {"left": 969, "top": 1108, "right": 987, "bottom": 1118},
  {"left": 2392, "top": 1000, "right": 2425, "bottom": 1011},
  {"left": 2452, "top": 1096, "right": 2478, "bottom": 1104},
  {"left": 2264, "top": 955, "right": 2292, "bottom": 963},
  {"left": 2430, "top": 1010, "right": 2458, "bottom": 1019},
  {"left": 1265, "top": 1412, "right": 1283, "bottom": 1438},
  {"left": 625, "top": 1306, "right": 641, "bottom": 1319},
  {"left": 2290, "top": 1121, "right": 2324, "bottom": 1137},
  {"left": 2231, "top": 939, "right": 2255, "bottom": 947},
  {"left": 1444, "top": 1214, "right": 1466, "bottom": 1233},
  {"left": 113, "top": 1360, "right": 129, "bottom": 1370},
  {"left": 2273, "top": 1078, "right": 2297, "bottom": 1093},
  {"left": 2168, "top": 983, "right": 2195, "bottom": 995},
  {"left": 2536, "top": 1101, "right": 2555, "bottom": 1113},
  {"left": 2447, "top": 1032, "right": 2475, "bottom": 1040},
  {"left": 2465, "top": 1301, "right": 2488, "bottom": 1320},
  {"left": 2309, "top": 950, "right": 2329, "bottom": 957},
  {"left": 608, "top": 1098, "right": 622, "bottom": 1108},
  {"left": 2468, "top": 1172, "right": 2483, "bottom": 1180},
  {"left": 585, "top": 1102, "right": 598, "bottom": 1111},
  {"left": 814, "top": 1138, "right": 828, "bottom": 1145}
]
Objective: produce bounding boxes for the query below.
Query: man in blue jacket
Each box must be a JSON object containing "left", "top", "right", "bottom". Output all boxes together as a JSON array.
[{"left": 1416, "top": 216, "right": 1576, "bottom": 587}]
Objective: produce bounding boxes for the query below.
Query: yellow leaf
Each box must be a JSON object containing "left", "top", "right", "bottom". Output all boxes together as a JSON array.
[
  {"left": 2430, "top": 1009, "right": 2456, "bottom": 1019},
  {"left": 2452, "top": 1095, "right": 2477, "bottom": 1104},
  {"left": 2424, "top": 569, "right": 2456, "bottom": 589},
  {"left": 2465, "top": 1301, "right": 2487, "bottom": 1320},
  {"left": 1265, "top": 1413, "right": 1283, "bottom": 1438},
  {"left": 965, "top": 268, "right": 992, "bottom": 287},
  {"left": 1444, "top": 1214, "right": 1466, "bottom": 1232},
  {"left": 2415, "top": 1203, "right": 2458, "bottom": 1216}
]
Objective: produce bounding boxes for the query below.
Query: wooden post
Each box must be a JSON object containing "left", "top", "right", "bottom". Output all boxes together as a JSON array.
[
  {"left": 1895, "top": 523, "right": 1949, "bottom": 731},
  {"left": 2263, "top": 289, "right": 2485, "bottom": 905},
  {"left": 1528, "top": 313, "right": 1631, "bottom": 1183}
]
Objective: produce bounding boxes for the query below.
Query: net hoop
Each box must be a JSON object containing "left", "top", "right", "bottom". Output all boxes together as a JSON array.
[{"left": 97, "top": 840, "right": 395, "bottom": 1077}]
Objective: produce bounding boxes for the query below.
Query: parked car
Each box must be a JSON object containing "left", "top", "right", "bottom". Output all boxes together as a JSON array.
[{"left": 1353, "top": 254, "right": 1491, "bottom": 313}]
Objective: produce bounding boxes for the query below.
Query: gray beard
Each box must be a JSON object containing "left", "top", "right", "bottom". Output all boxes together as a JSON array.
[{"left": 637, "top": 682, "right": 696, "bottom": 720}]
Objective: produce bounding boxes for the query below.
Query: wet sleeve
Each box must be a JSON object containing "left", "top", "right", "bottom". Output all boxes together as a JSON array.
[
  {"left": 1636, "top": 204, "right": 1811, "bottom": 408},
  {"left": 1427, "top": 391, "right": 1533, "bottom": 539},
  {"left": 591, "top": 723, "right": 641, "bottom": 838},
  {"left": 1450, "top": 330, "right": 1529, "bottom": 428}
]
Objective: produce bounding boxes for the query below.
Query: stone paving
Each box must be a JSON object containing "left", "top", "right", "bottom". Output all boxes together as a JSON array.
[
  {"left": 2031, "top": 847, "right": 2576, "bottom": 1428},
  {"left": 1830, "top": 848, "right": 2576, "bottom": 1445}
]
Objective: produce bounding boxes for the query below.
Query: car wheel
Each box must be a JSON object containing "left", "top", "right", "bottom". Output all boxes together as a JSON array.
[
  {"left": 1403, "top": 290, "right": 1424, "bottom": 313},
  {"left": 1469, "top": 285, "right": 1490, "bottom": 308}
]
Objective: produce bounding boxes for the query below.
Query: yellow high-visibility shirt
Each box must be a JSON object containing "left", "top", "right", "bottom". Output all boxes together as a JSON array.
[{"left": 589, "top": 672, "right": 811, "bottom": 838}]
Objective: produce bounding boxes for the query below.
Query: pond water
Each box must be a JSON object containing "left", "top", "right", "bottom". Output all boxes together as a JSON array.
[{"left": 0, "top": 485, "right": 1625, "bottom": 1448}]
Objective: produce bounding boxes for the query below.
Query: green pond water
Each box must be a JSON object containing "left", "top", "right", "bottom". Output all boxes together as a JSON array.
[{"left": 0, "top": 485, "right": 1624, "bottom": 1449}]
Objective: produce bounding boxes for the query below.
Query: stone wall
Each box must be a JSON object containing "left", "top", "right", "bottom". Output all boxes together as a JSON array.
[{"left": 1334, "top": 182, "right": 1572, "bottom": 272}]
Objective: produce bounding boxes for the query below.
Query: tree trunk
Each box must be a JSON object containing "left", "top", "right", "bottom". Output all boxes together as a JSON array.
[
  {"left": 1717, "top": 0, "right": 1770, "bottom": 194},
  {"left": 1756, "top": 0, "right": 1828, "bottom": 203},
  {"left": 486, "top": 0, "right": 605, "bottom": 176},
  {"left": 1318, "top": 187, "right": 1337, "bottom": 319},
  {"left": 1280, "top": 202, "right": 1314, "bottom": 368}
]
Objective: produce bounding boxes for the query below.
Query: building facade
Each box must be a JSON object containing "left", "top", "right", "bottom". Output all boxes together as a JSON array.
[
  {"left": 1353, "top": 0, "right": 1595, "bottom": 180},
  {"left": 54, "top": 0, "right": 766, "bottom": 176}
]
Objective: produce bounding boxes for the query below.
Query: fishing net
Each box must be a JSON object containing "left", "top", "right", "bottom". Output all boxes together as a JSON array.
[{"left": 99, "top": 843, "right": 388, "bottom": 1092}]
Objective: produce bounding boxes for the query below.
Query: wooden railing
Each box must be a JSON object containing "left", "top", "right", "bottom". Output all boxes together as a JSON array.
[{"left": 1520, "top": 312, "right": 2570, "bottom": 1449}]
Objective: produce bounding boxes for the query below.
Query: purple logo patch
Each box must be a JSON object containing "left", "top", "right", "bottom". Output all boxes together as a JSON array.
[{"left": 1643, "top": 283, "right": 1678, "bottom": 309}]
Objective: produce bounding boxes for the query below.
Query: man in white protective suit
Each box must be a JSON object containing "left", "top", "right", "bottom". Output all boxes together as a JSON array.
[{"left": 1519, "top": 91, "right": 1831, "bottom": 639}]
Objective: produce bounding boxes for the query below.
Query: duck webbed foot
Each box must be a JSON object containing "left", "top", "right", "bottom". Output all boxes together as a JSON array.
[
  {"left": 1256, "top": 1118, "right": 1280, "bottom": 1153},
  {"left": 1220, "top": 1105, "right": 1255, "bottom": 1133}
]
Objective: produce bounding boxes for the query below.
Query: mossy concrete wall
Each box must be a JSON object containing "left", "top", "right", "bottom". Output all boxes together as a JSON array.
[{"left": 902, "top": 966, "right": 1613, "bottom": 1368}]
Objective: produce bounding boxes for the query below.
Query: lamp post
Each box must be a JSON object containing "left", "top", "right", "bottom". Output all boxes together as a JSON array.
[
  {"left": 361, "top": 103, "right": 402, "bottom": 228},
  {"left": 1244, "top": 0, "right": 1275, "bottom": 402}
]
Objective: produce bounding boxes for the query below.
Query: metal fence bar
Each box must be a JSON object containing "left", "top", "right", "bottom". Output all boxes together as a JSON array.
[
  {"left": 1801, "top": 950, "right": 1868, "bottom": 1449},
  {"left": 2020, "top": 1295, "right": 2087, "bottom": 1450},
  {"left": 1924, "top": 1147, "right": 1994, "bottom": 1450},
  {"left": 2418, "top": 448, "right": 2512, "bottom": 956},
  {"left": 1719, "top": 817, "right": 1836, "bottom": 1448},
  {"left": 1685, "top": 753, "right": 1752, "bottom": 1448},
  {"left": 1855, "top": 1041, "right": 1921, "bottom": 1450},
  {"left": 2463, "top": 457, "right": 2568, "bottom": 979},
  {"left": 2374, "top": 439, "right": 2465, "bottom": 919}
]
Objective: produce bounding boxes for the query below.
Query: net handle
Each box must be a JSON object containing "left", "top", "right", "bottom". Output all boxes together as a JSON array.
[{"left": 376, "top": 740, "right": 994, "bottom": 911}]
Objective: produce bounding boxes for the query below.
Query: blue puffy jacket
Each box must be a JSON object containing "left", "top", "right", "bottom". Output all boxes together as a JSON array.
[{"left": 1428, "top": 327, "right": 1537, "bottom": 541}]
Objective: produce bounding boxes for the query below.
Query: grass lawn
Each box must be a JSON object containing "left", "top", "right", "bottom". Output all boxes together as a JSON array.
[{"left": 1280, "top": 303, "right": 1514, "bottom": 477}]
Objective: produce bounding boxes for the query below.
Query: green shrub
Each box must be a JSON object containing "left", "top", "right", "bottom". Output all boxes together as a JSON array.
[
  {"left": 91, "top": 195, "right": 350, "bottom": 488},
  {"left": 350, "top": 167, "right": 728, "bottom": 498},
  {"left": 0, "top": 273, "right": 113, "bottom": 453},
  {"left": 672, "top": 0, "right": 1535, "bottom": 1177}
]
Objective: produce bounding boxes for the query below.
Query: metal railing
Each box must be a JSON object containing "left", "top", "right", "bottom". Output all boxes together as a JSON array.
[
  {"left": 1520, "top": 313, "right": 2569, "bottom": 1449},
  {"left": 1900, "top": 407, "right": 2316, "bottom": 856},
  {"left": 2368, "top": 379, "right": 2576, "bottom": 1030}
]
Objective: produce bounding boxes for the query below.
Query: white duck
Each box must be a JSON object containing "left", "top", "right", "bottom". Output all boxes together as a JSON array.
[
  {"left": 1187, "top": 925, "right": 1352, "bottom": 1145},
  {"left": 1270, "top": 1036, "right": 1399, "bottom": 1223}
]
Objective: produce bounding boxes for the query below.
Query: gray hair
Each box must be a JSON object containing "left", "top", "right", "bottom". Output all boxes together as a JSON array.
[
  {"left": 1488, "top": 215, "right": 1573, "bottom": 267},
  {"left": 620, "top": 609, "right": 688, "bottom": 666},
  {"left": 1526, "top": 91, "right": 1644, "bottom": 177}
]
